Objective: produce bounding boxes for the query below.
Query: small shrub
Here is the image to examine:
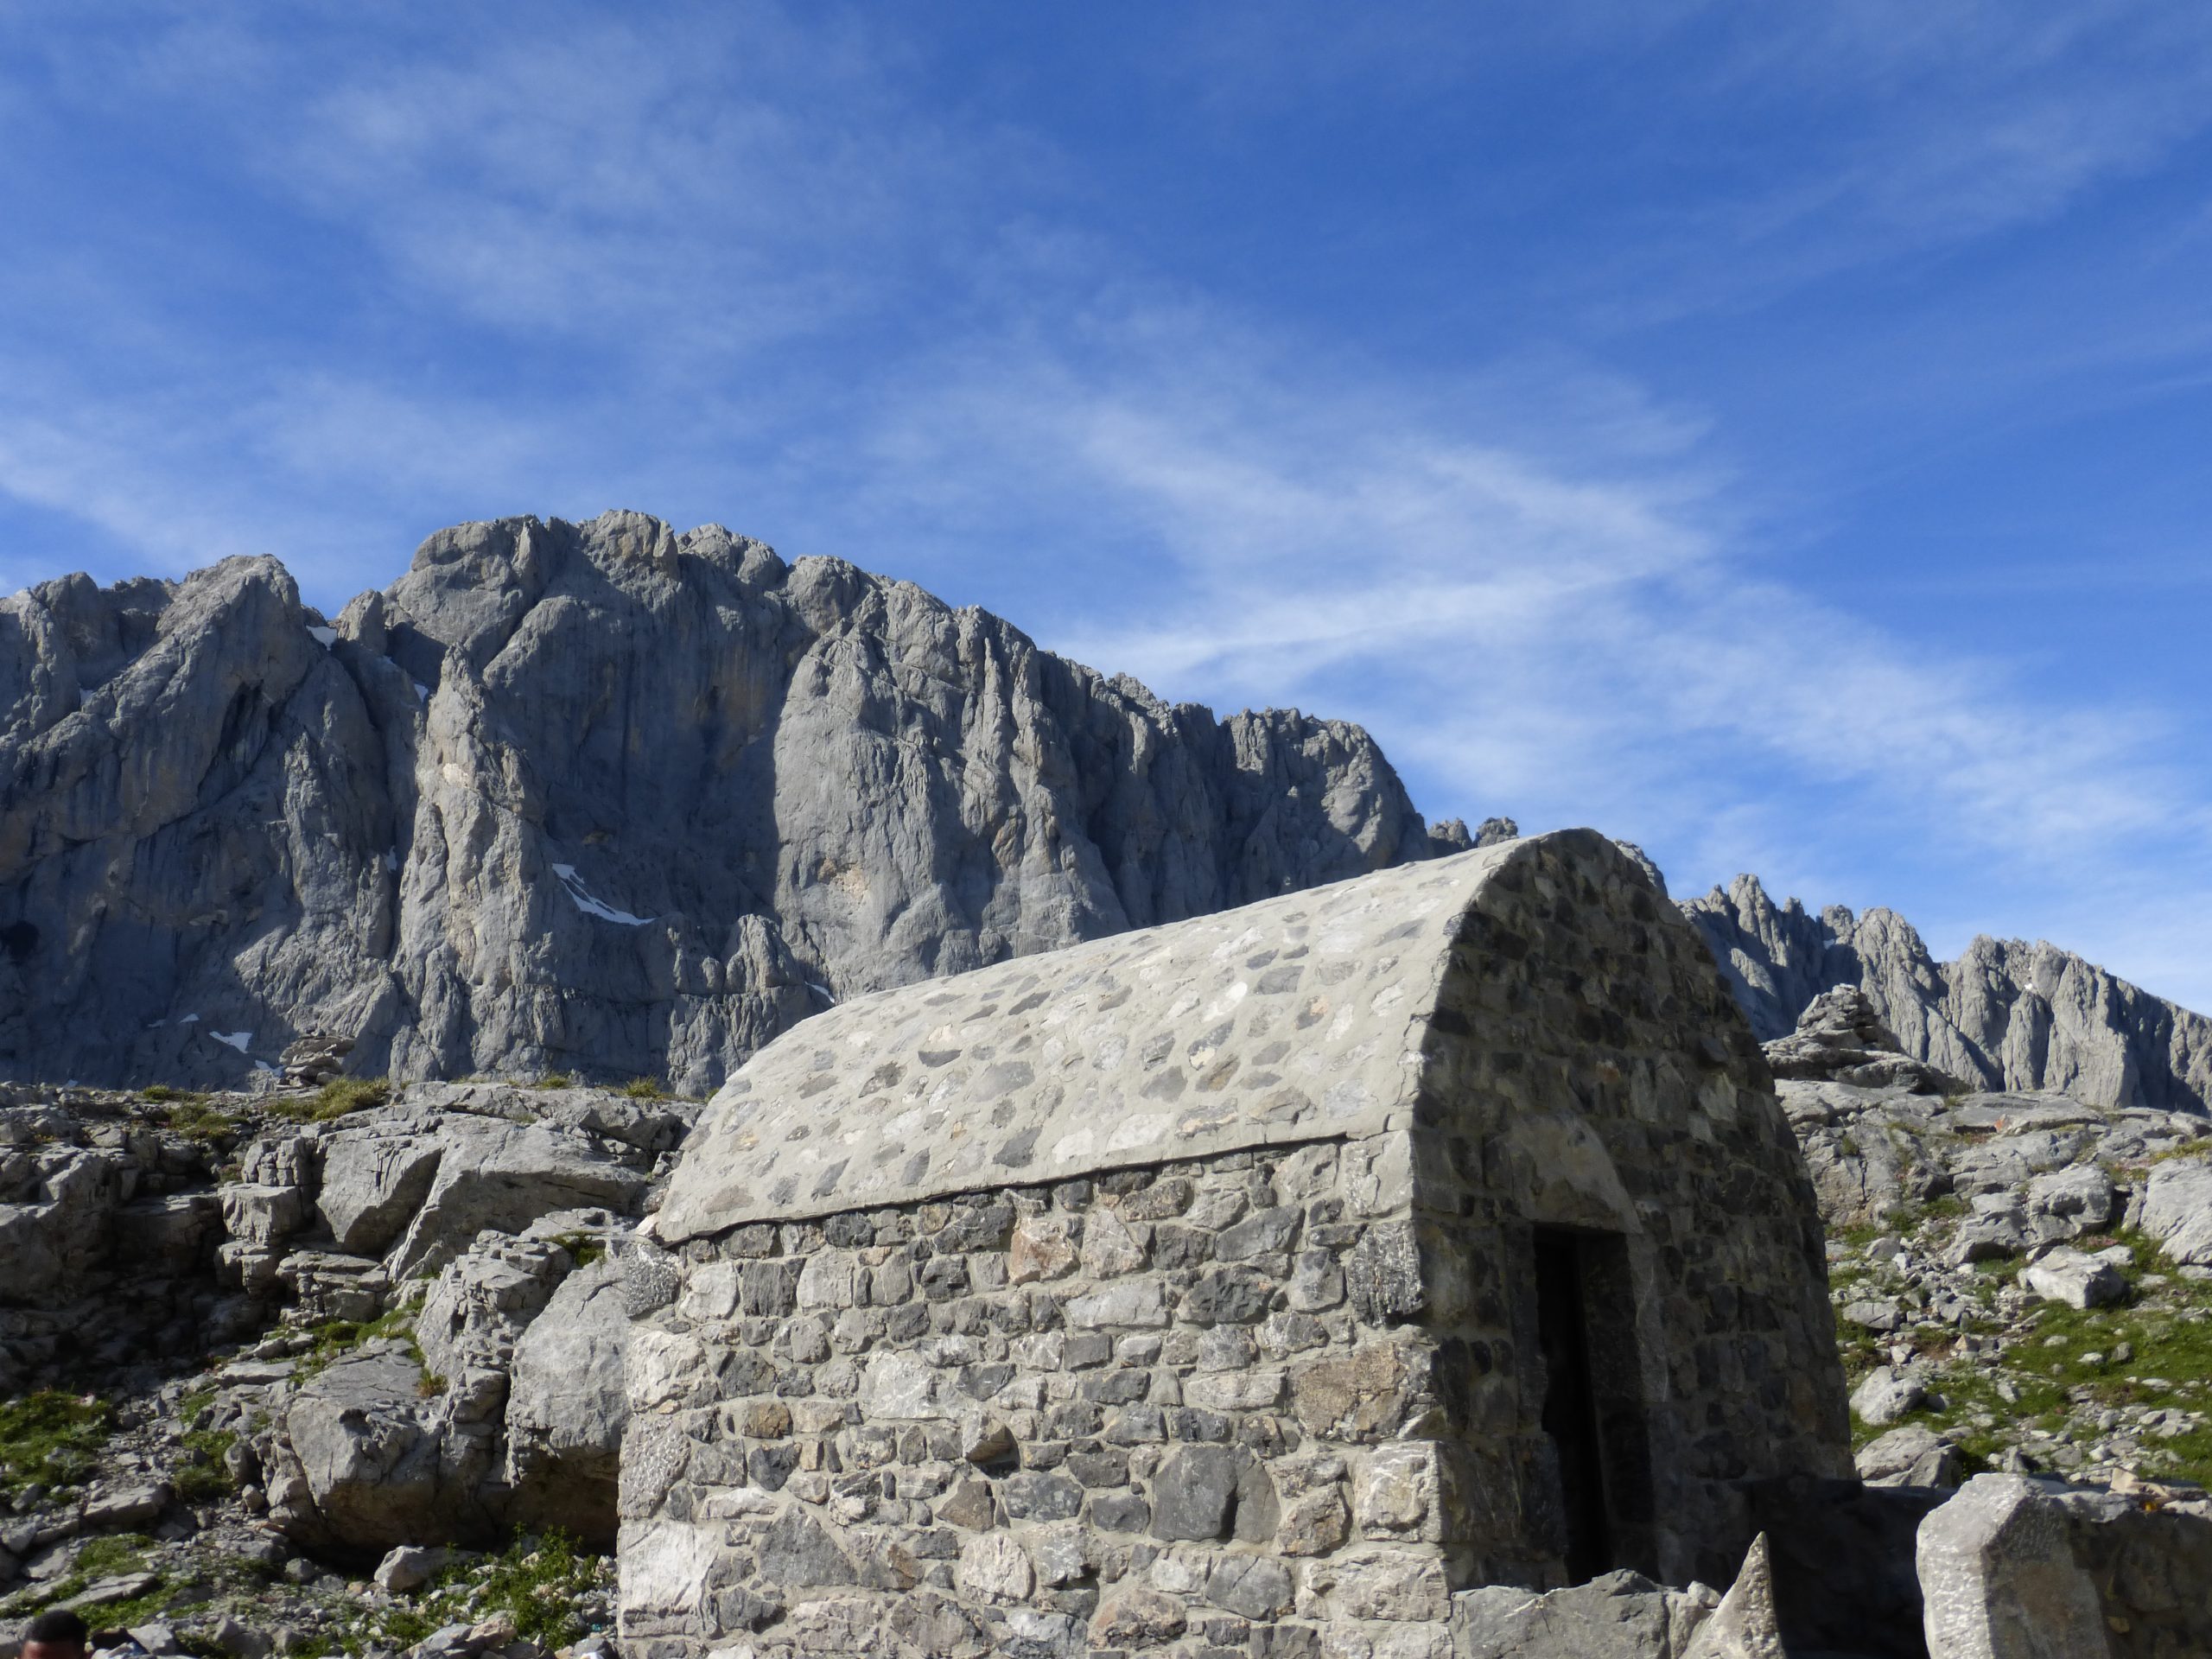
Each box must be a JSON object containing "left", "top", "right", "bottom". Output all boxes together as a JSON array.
[
  {"left": 164, "top": 1097, "right": 234, "bottom": 1141},
  {"left": 620, "top": 1076, "right": 667, "bottom": 1100},
  {"left": 271, "top": 1076, "right": 391, "bottom": 1123},
  {"left": 141, "top": 1084, "right": 179, "bottom": 1102},
  {"left": 174, "top": 1425, "right": 236, "bottom": 1502},
  {"left": 550, "top": 1231, "right": 607, "bottom": 1268},
  {"left": 532, "top": 1071, "right": 575, "bottom": 1090}
]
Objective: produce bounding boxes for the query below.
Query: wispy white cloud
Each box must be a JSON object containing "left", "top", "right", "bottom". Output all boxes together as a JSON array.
[
  {"left": 843, "top": 307, "right": 2211, "bottom": 932},
  {"left": 2, "top": 1, "right": 2209, "bottom": 1015}
]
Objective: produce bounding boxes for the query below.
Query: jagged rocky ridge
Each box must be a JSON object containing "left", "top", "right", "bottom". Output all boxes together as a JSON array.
[
  {"left": 0, "top": 513, "right": 1442, "bottom": 1094},
  {"left": 8, "top": 512, "right": 2210, "bottom": 1121},
  {"left": 1687, "top": 874, "right": 2212, "bottom": 1115}
]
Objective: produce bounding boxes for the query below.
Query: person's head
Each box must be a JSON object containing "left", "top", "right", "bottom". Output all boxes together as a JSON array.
[{"left": 24, "top": 1609, "right": 90, "bottom": 1659}]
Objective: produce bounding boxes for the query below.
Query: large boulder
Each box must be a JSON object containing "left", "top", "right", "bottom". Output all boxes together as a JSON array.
[
  {"left": 1450, "top": 1570, "right": 1717, "bottom": 1658},
  {"left": 0, "top": 1143, "right": 120, "bottom": 1305},
  {"left": 266, "top": 1344, "right": 485, "bottom": 1557},
  {"left": 1916, "top": 1475, "right": 2108, "bottom": 1659},
  {"left": 315, "top": 1121, "right": 443, "bottom": 1257},
  {"left": 2020, "top": 1246, "right": 2127, "bottom": 1311},
  {"left": 1855, "top": 1425, "right": 1961, "bottom": 1491},
  {"left": 2139, "top": 1156, "right": 2212, "bottom": 1266},
  {"left": 503, "top": 1254, "right": 630, "bottom": 1545},
  {"left": 385, "top": 1117, "right": 646, "bottom": 1278}
]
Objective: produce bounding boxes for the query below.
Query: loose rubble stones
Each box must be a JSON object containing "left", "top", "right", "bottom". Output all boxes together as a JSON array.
[
  {"left": 1, "top": 1077, "right": 698, "bottom": 1575},
  {"left": 619, "top": 832, "right": 1851, "bottom": 1658},
  {"left": 1761, "top": 986, "right": 2212, "bottom": 1497}
]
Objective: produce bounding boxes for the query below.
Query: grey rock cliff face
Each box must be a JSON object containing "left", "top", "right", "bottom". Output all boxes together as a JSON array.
[
  {"left": 0, "top": 512, "right": 1440, "bottom": 1091},
  {"left": 1686, "top": 874, "right": 2212, "bottom": 1114}
]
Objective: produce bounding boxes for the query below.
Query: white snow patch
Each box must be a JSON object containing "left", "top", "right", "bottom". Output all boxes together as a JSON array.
[
  {"left": 551, "top": 863, "right": 654, "bottom": 926},
  {"left": 179, "top": 1014, "right": 200, "bottom": 1025},
  {"left": 806, "top": 982, "right": 836, "bottom": 1004},
  {"left": 414, "top": 681, "right": 431, "bottom": 703},
  {"left": 148, "top": 1019, "right": 167, "bottom": 1029},
  {"left": 307, "top": 626, "right": 338, "bottom": 647},
  {"left": 211, "top": 1030, "right": 252, "bottom": 1053},
  {"left": 384, "top": 849, "right": 400, "bottom": 873},
  {"left": 255, "top": 1061, "right": 278, "bottom": 1074}
]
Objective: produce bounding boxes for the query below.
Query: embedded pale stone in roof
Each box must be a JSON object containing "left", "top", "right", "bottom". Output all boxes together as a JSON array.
[{"left": 658, "top": 830, "right": 1649, "bottom": 1238}]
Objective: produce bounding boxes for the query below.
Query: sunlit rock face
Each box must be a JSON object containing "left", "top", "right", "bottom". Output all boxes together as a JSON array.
[{"left": 0, "top": 511, "right": 1440, "bottom": 1093}]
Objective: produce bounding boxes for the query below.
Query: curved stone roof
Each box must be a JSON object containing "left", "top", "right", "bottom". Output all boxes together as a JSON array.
[{"left": 657, "top": 831, "right": 1636, "bottom": 1239}]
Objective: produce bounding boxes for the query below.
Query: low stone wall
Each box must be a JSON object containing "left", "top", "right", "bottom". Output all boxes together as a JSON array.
[{"left": 619, "top": 1134, "right": 1479, "bottom": 1659}]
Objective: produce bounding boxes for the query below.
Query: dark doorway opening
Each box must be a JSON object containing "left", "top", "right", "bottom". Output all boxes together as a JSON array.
[{"left": 1533, "top": 1225, "right": 1655, "bottom": 1583}]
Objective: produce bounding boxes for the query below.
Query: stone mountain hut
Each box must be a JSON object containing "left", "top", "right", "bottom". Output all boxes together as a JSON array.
[{"left": 615, "top": 830, "right": 1850, "bottom": 1658}]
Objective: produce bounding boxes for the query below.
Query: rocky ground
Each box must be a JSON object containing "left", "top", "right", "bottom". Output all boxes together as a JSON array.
[
  {"left": 1780, "top": 988, "right": 2212, "bottom": 1494},
  {"left": 0, "top": 1067, "right": 686, "bottom": 1659},
  {"left": 5, "top": 991, "right": 2212, "bottom": 1658}
]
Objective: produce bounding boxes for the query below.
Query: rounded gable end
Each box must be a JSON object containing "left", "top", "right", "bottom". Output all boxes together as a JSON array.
[{"left": 654, "top": 830, "right": 1699, "bottom": 1243}]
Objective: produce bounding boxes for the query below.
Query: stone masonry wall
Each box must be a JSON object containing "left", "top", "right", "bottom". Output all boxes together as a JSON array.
[
  {"left": 614, "top": 833, "right": 1853, "bottom": 1657},
  {"left": 1404, "top": 843, "right": 1851, "bottom": 1592},
  {"left": 619, "top": 1130, "right": 1467, "bottom": 1659}
]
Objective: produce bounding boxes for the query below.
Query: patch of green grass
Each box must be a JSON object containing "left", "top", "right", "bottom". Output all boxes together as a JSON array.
[
  {"left": 174, "top": 1424, "right": 237, "bottom": 1503},
  {"left": 0, "top": 1389, "right": 112, "bottom": 1495},
  {"left": 294, "top": 1306, "right": 423, "bottom": 1381},
  {"left": 74, "top": 1534, "right": 155, "bottom": 1578},
  {"left": 270, "top": 1077, "right": 391, "bottom": 1122},
  {"left": 374, "top": 1600, "right": 448, "bottom": 1650},
  {"left": 532, "top": 1071, "right": 575, "bottom": 1090},
  {"left": 620, "top": 1076, "right": 666, "bottom": 1100},
  {"left": 1831, "top": 1218, "right": 1891, "bottom": 1253},
  {"left": 3, "top": 1535, "right": 160, "bottom": 1617},
  {"left": 92, "top": 1580, "right": 182, "bottom": 1629},
  {"left": 364, "top": 1532, "right": 604, "bottom": 1653},
  {"left": 140, "top": 1083, "right": 181, "bottom": 1102},
  {"left": 163, "top": 1096, "right": 235, "bottom": 1141},
  {"left": 1863, "top": 1237, "right": 2212, "bottom": 1486},
  {"left": 476, "top": 1529, "right": 601, "bottom": 1647},
  {"left": 2135, "top": 1144, "right": 2210, "bottom": 1172},
  {"left": 550, "top": 1231, "right": 607, "bottom": 1269}
]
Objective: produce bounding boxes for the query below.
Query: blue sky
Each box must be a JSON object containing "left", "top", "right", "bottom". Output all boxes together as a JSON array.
[{"left": 3, "top": 3, "right": 2210, "bottom": 1008}]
